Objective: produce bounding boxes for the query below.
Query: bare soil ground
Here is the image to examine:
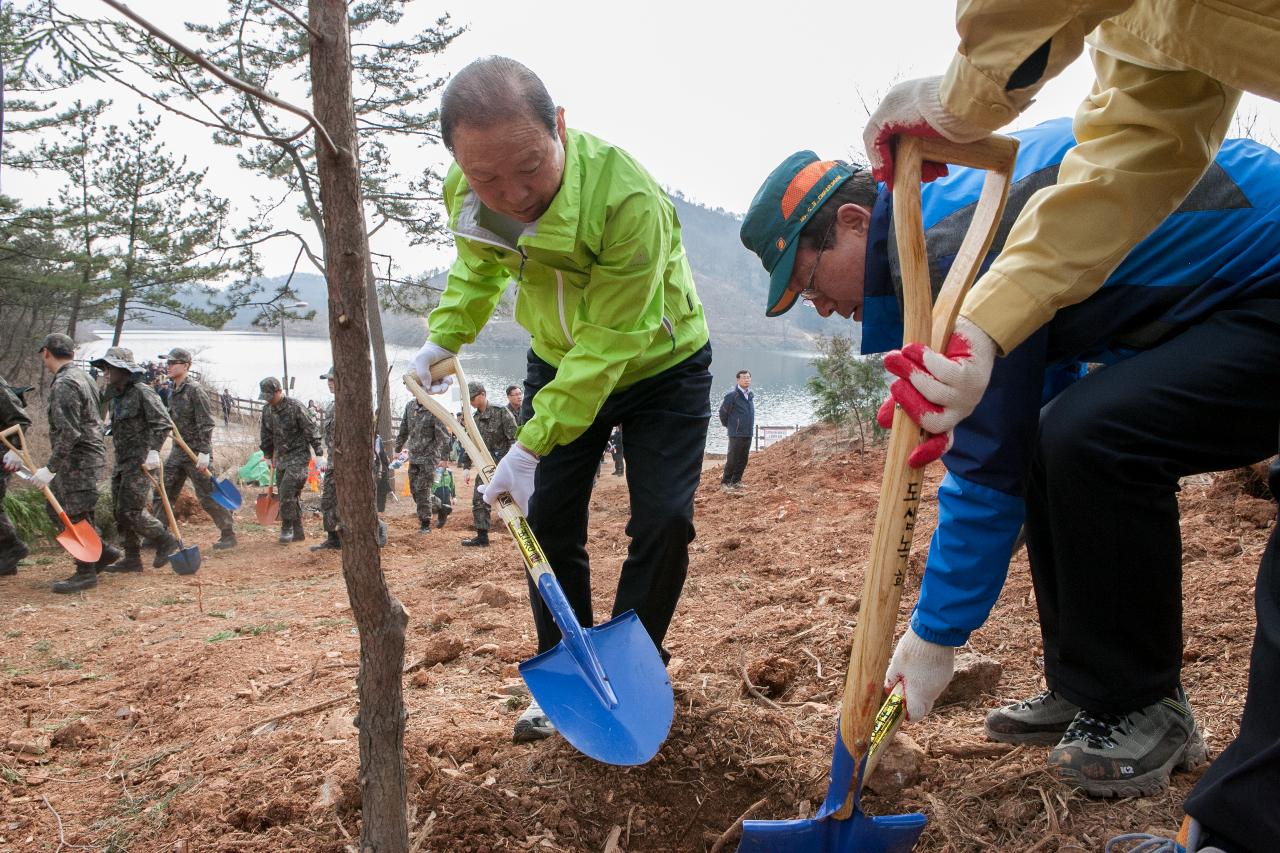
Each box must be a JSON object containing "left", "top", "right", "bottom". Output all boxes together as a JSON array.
[{"left": 1, "top": 424, "right": 1270, "bottom": 852}]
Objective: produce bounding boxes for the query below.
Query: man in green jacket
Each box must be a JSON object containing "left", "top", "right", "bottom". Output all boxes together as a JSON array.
[{"left": 412, "top": 56, "right": 713, "bottom": 744}]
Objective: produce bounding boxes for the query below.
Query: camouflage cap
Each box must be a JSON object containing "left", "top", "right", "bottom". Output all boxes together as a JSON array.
[
  {"left": 467, "top": 381, "right": 486, "bottom": 399},
  {"left": 160, "top": 347, "right": 192, "bottom": 364},
  {"left": 259, "top": 376, "right": 283, "bottom": 400},
  {"left": 320, "top": 366, "right": 336, "bottom": 380},
  {"left": 91, "top": 347, "right": 139, "bottom": 372},
  {"left": 38, "top": 333, "right": 76, "bottom": 357}
]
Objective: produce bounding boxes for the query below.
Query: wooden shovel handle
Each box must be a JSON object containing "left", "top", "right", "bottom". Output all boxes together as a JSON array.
[
  {"left": 168, "top": 421, "right": 201, "bottom": 466},
  {"left": 0, "top": 424, "right": 71, "bottom": 519},
  {"left": 141, "top": 460, "right": 182, "bottom": 539},
  {"left": 835, "top": 133, "right": 1018, "bottom": 818}
]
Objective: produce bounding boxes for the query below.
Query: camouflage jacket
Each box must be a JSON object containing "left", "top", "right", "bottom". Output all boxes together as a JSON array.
[
  {"left": 0, "top": 373, "right": 31, "bottom": 434},
  {"left": 506, "top": 401, "right": 527, "bottom": 427},
  {"left": 396, "top": 401, "right": 452, "bottom": 465},
  {"left": 46, "top": 363, "right": 106, "bottom": 476},
  {"left": 472, "top": 404, "right": 517, "bottom": 463},
  {"left": 260, "top": 396, "right": 321, "bottom": 465},
  {"left": 106, "top": 379, "right": 171, "bottom": 470},
  {"left": 322, "top": 400, "right": 336, "bottom": 456},
  {"left": 168, "top": 377, "right": 217, "bottom": 454}
]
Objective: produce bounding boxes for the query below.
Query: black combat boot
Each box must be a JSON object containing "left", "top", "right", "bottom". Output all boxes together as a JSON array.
[
  {"left": 213, "top": 529, "right": 237, "bottom": 551},
  {"left": 291, "top": 520, "right": 306, "bottom": 542},
  {"left": 153, "top": 533, "right": 180, "bottom": 568},
  {"left": 52, "top": 562, "right": 98, "bottom": 593},
  {"left": 105, "top": 550, "right": 144, "bottom": 573},
  {"left": 461, "top": 530, "right": 490, "bottom": 547},
  {"left": 418, "top": 521, "right": 433, "bottom": 534},
  {"left": 310, "top": 532, "right": 341, "bottom": 552},
  {"left": 94, "top": 543, "right": 123, "bottom": 572},
  {"left": 0, "top": 541, "right": 30, "bottom": 576},
  {"left": 278, "top": 523, "right": 294, "bottom": 545}
]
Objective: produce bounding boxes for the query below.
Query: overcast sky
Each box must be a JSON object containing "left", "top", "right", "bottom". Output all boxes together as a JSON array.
[{"left": 10, "top": 1, "right": 1280, "bottom": 277}]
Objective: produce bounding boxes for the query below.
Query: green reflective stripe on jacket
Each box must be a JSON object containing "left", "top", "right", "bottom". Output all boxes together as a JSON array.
[{"left": 427, "top": 129, "right": 709, "bottom": 456}]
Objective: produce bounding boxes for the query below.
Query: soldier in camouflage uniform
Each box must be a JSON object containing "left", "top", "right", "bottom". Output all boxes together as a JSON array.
[
  {"left": 462, "top": 382, "right": 516, "bottom": 547},
  {"left": 94, "top": 347, "right": 180, "bottom": 576},
  {"left": 0, "top": 375, "right": 34, "bottom": 576},
  {"left": 310, "top": 367, "right": 387, "bottom": 552},
  {"left": 396, "top": 396, "right": 451, "bottom": 533},
  {"left": 159, "top": 347, "right": 236, "bottom": 550},
  {"left": 259, "top": 376, "right": 322, "bottom": 545},
  {"left": 505, "top": 385, "right": 527, "bottom": 427},
  {"left": 36, "top": 334, "right": 122, "bottom": 593}
]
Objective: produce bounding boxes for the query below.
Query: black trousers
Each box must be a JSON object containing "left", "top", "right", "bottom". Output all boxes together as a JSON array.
[
  {"left": 722, "top": 436, "right": 751, "bottom": 485},
  {"left": 1184, "top": 458, "right": 1280, "bottom": 852},
  {"left": 523, "top": 343, "right": 712, "bottom": 655},
  {"left": 1025, "top": 298, "right": 1280, "bottom": 714}
]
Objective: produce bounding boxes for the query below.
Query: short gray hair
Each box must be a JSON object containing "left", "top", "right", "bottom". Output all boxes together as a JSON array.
[{"left": 440, "top": 56, "right": 557, "bottom": 152}]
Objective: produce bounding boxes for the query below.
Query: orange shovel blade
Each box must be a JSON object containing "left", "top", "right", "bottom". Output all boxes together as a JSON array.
[
  {"left": 56, "top": 514, "right": 103, "bottom": 563},
  {"left": 255, "top": 493, "right": 280, "bottom": 525}
]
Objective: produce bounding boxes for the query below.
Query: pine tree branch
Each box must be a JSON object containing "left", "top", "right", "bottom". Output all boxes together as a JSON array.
[{"left": 262, "top": 0, "right": 324, "bottom": 42}]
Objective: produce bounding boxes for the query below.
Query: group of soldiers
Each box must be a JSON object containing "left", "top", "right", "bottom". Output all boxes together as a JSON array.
[{"left": 0, "top": 336, "right": 236, "bottom": 593}]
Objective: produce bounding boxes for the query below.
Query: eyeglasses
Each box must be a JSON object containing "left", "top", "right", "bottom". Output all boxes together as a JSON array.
[{"left": 797, "top": 216, "right": 838, "bottom": 302}]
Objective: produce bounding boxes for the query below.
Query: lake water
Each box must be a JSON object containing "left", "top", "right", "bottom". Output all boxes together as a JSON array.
[{"left": 84, "top": 329, "right": 820, "bottom": 453}]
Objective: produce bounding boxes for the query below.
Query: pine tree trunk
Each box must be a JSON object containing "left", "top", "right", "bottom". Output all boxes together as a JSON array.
[
  {"left": 308, "top": 2, "right": 408, "bottom": 850},
  {"left": 365, "top": 256, "right": 393, "bottom": 446}
]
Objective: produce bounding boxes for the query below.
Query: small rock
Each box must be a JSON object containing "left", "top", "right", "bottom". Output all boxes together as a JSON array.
[
  {"left": 746, "top": 655, "right": 799, "bottom": 698},
  {"left": 474, "top": 643, "right": 500, "bottom": 656},
  {"left": 498, "top": 682, "right": 529, "bottom": 697},
  {"left": 470, "top": 613, "right": 504, "bottom": 632},
  {"left": 428, "top": 609, "right": 454, "bottom": 628},
  {"left": 6, "top": 729, "right": 50, "bottom": 756},
  {"left": 410, "top": 670, "right": 432, "bottom": 688},
  {"left": 937, "top": 653, "right": 1002, "bottom": 706},
  {"left": 500, "top": 663, "right": 520, "bottom": 679},
  {"left": 51, "top": 720, "right": 98, "bottom": 747},
  {"left": 472, "top": 582, "right": 512, "bottom": 608},
  {"left": 417, "top": 634, "right": 464, "bottom": 667},
  {"left": 114, "top": 705, "right": 141, "bottom": 721},
  {"left": 864, "top": 732, "right": 925, "bottom": 795}
]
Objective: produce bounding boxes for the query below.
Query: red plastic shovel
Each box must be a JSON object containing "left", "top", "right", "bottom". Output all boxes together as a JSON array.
[
  {"left": 0, "top": 424, "right": 104, "bottom": 564},
  {"left": 738, "top": 133, "right": 1020, "bottom": 853}
]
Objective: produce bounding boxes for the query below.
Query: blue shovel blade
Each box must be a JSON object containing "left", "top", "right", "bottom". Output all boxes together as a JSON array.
[
  {"left": 168, "top": 546, "right": 201, "bottom": 576},
  {"left": 737, "top": 719, "right": 925, "bottom": 853},
  {"left": 520, "top": 609, "right": 673, "bottom": 766},
  {"left": 210, "top": 477, "right": 242, "bottom": 511}
]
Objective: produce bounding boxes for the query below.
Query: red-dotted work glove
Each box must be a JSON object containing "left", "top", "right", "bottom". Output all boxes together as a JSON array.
[
  {"left": 863, "top": 77, "right": 990, "bottom": 189},
  {"left": 877, "top": 316, "right": 996, "bottom": 468},
  {"left": 884, "top": 627, "right": 956, "bottom": 722}
]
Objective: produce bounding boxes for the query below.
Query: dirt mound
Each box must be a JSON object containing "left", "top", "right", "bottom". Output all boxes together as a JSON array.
[{"left": 1, "top": 438, "right": 1269, "bottom": 851}]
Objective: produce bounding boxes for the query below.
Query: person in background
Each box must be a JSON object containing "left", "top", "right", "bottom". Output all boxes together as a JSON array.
[
  {"left": 396, "top": 394, "right": 453, "bottom": 534},
  {"left": 0, "top": 376, "right": 34, "bottom": 577},
  {"left": 505, "top": 384, "right": 526, "bottom": 427},
  {"left": 461, "top": 382, "right": 517, "bottom": 547},
  {"left": 309, "top": 367, "right": 388, "bottom": 552},
  {"left": 718, "top": 370, "right": 754, "bottom": 491},
  {"left": 159, "top": 347, "right": 236, "bottom": 551},
  {"left": 433, "top": 459, "right": 456, "bottom": 529},
  {"left": 607, "top": 425, "right": 624, "bottom": 476},
  {"left": 220, "top": 388, "right": 233, "bottom": 425},
  {"left": 258, "top": 376, "right": 322, "bottom": 545}
]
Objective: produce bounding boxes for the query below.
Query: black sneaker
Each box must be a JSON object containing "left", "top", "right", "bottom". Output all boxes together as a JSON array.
[
  {"left": 212, "top": 531, "right": 237, "bottom": 551},
  {"left": 985, "top": 690, "right": 1080, "bottom": 745},
  {"left": 105, "top": 552, "right": 144, "bottom": 573},
  {"left": 153, "top": 534, "right": 180, "bottom": 568},
  {"left": 513, "top": 699, "right": 556, "bottom": 743},
  {"left": 52, "top": 568, "right": 98, "bottom": 593},
  {"left": 94, "top": 543, "right": 123, "bottom": 572},
  {"left": 1049, "top": 688, "right": 1207, "bottom": 798}
]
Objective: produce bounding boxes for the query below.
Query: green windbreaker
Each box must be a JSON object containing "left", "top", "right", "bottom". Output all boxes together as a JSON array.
[{"left": 427, "top": 129, "right": 709, "bottom": 456}]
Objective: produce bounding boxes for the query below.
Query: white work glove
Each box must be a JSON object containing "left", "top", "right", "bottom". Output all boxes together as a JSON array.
[
  {"left": 863, "top": 76, "right": 990, "bottom": 189},
  {"left": 315, "top": 457, "right": 327, "bottom": 473},
  {"left": 477, "top": 444, "right": 539, "bottom": 515},
  {"left": 196, "top": 452, "right": 210, "bottom": 472},
  {"left": 144, "top": 449, "right": 161, "bottom": 470},
  {"left": 877, "top": 316, "right": 997, "bottom": 468},
  {"left": 411, "top": 340, "right": 456, "bottom": 394},
  {"left": 2, "top": 450, "right": 21, "bottom": 473},
  {"left": 32, "top": 466, "right": 56, "bottom": 487},
  {"left": 884, "top": 627, "right": 956, "bottom": 722}
]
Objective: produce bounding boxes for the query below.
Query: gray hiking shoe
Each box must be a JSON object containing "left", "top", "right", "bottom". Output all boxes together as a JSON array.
[
  {"left": 985, "top": 690, "right": 1080, "bottom": 745},
  {"left": 1049, "top": 688, "right": 1207, "bottom": 798},
  {"left": 512, "top": 699, "right": 556, "bottom": 744}
]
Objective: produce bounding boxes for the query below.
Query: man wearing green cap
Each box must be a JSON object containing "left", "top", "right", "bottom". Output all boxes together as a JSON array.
[
  {"left": 93, "top": 347, "right": 180, "bottom": 576},
  {"left": 0, "top": 375, "right": 33, "bottom": 577},
  {"left": 36, "top": 334, "right": 121, "bottom": 592},
  {"left": 160, "top": 347, "right": 236, "bottom": 550},
  {"left": 461, "top": 382, "right": 516, "bottom": 547},
  {"left": 259, "top": 375, "right": 322, "bottom": 544},
  {"left": 396, "top": 391, "right": 452, "bottom": 534},
  {"left": 742, "top": 119, "right": 1280, "bottom": 807}
]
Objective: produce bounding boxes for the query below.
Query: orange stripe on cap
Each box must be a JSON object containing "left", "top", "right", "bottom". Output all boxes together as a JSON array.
[{"left": 780, "top": 160, "right": 838, "bottom": 219}]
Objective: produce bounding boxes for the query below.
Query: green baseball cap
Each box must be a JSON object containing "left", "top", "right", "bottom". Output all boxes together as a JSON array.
[{"left": 740, "top": 152, "right": 858, "bottom": 317}]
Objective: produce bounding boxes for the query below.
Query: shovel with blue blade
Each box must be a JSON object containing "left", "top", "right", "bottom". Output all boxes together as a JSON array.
[
  {"left": 168, "top": 421, "right": 242, "bottom": 511},
  {"left": 737, "top": 133, "right": 1020, "bottom": 853},
  {"left": 404, "top": 364, "right": 672, "bottom": 766}
]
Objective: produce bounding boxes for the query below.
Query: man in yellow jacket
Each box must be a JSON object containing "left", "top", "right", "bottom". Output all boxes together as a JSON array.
[
  {"left": 865, "top": 5, "right": 1280, "bottom": 851},
  {"left": 411, "top": 57, "right": 712, "bottom": 745}
]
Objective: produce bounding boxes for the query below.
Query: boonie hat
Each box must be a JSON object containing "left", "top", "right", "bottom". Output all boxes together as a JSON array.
[
  {"left": 259, "top": 377, "right": 283, "bottom": 400},
  {"left": 91, "top": 347, "right": 140, "bottom": 372}
]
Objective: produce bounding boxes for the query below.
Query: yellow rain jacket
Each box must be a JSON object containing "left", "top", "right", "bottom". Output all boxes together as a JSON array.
[{"left": 936, "top": 1, "right": 1279, "bottom": 352}]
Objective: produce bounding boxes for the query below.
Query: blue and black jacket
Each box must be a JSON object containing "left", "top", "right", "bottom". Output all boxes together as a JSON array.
[{"left": 860, "top": 118, "right": 1280, "bottom": 646}]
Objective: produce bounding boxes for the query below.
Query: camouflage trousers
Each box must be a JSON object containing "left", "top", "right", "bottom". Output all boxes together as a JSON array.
[
  {"left": 276, "top": 458, "right": 309, "bottom": 525},
  {"left": 471, "top": 482, "right": 492, "bottom": 532},
  {"left": 164, "top": 452, "right": 234, "bottom": 534},
  {"left": 44, "top": 467, "right": 104, "bottom": 568},
  {"left": 112, "top": 466, "right": 168, "bottom": 552},
  {"left": 0, "top": 475, "right": 24, "bottom": 561},
  {"left": 408, "top": 463, "right": 441, "bottom": 527},
  {"left": 320, "top": 470, "right": 340, "bottom": 534}
]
